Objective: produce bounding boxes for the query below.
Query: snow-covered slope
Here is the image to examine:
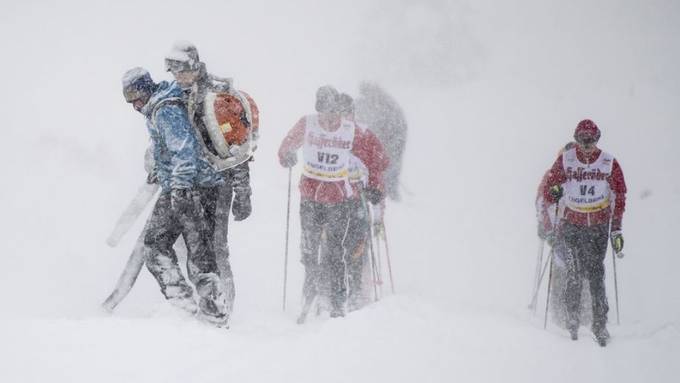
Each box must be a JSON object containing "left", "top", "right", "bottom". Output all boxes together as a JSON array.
[{"left": 1, "top": 0, "right": 678, "bottom": 382}]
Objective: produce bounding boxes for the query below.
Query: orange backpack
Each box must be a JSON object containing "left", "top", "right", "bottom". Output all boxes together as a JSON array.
[
  {"left": 202, "top": 89, "right": 259, "bottom": 169},
  {"left": 211, "top": 90, "right": 259, "bottom": 146}
]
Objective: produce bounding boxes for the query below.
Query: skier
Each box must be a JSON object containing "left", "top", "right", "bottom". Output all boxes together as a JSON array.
[
  {"left": 354, "top": 82, "right": 407, "bottom": 201},
  {"left": 122, "top": 67, "right": 229, "bottom": 326},
  {"left": 534, "top": 142, "right": 592, "bottom": 327},
  {"left": 337, "top": 92, "right": 388, "bottom": 309},
  {"left": 543, "top": 119, "right": 627, "bottom": 346},
  {"left": 164, "top": 41, "right": 259, "bottom": 320},
  {"left": 278, "top": 85, "right": 387, "bottom": 322}
]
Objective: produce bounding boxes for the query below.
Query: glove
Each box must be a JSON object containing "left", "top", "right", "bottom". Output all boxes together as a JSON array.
[
  {"left": 545, "top": 231, "right": 556, "bottom": 247},
  {"left": 280, "top": 152, "right": 297, "bottom": 168},
  {"left": 549, "top": 185, "right": 563, "bottom": 201},
  {"left": 232, "top": 194, "right": 252, "bottom": 221},
  {"left": 371, "top": 203, "right": 384, "bottom": 233},
  {"left": 146, "top": 169, "right": 159, "bottom": 185},
  {"left": 364, "top": 188, "right": 383, "bottom": 205},
  {"left": 537, "top": 222, "right": 547, "bottom": 240},
  {"left": 610, "top": 230, "right": 624, "bottom": 254},
  {"left": 171, "top": 188, "right": 198, "bottom": 214}
]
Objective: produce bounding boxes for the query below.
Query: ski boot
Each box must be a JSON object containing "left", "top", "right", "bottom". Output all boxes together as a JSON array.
[
  {"left": 568, "top": 327, "right": 578, "bottom": 341},
  {"left": 329, "top": 302, "right": 345, "bottom": 318},
  {"left": 168, "top": 296, "right": 199, "bottom": 315},
  {"left": 330, "top": 308, "right": 345, "bottom": 318},
  {"left": 593, "top": 326, "right": 610, "bottom": 347},
  {"left": 566, "top": 318, "right": 579, "bottom": 341},
  {"left": 196, "top": 274, "right": 229, "bottom": 328}
]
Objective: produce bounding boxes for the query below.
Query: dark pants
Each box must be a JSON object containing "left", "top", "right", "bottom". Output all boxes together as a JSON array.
[
  {"left": 214, "top": 161, "right": 251, "bottom": 316},
  {"left": 344, "top": 199, "right": 369, "bottom": 306},
  {"left": 144, "top": 186, "right": 226, "bottom": 318},
  {"left": 561, "top": 221, "right": 610, "bottom": 331},
  {"left": 300, "top": 200, "right": 352, "bottom": 312},
  {"left": 213, "top": 181, "right": 235, "bottom": 316}
]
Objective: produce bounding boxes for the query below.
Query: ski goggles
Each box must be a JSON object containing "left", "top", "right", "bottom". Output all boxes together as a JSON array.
[{"left": 165, "top": 58, "right": 194, "bottom": 73}]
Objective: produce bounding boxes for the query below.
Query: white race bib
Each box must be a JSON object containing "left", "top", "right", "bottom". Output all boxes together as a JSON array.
[
  {"left": 562, "top": 148, "right": 614, "bottom": 213},
  {"left": 302, "top": 116, "right": 355, "bottom": 182}
]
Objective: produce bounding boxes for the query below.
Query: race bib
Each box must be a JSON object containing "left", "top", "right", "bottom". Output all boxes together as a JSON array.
[
  {"left": 562, "top": 148, "right": 614, "bottom": 213},
  {"left": 302, "top": 116, "right": 355, "bottom": 182}
]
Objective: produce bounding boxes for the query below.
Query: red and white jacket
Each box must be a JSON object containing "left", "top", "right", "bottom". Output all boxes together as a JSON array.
[
  {"left": 543, "top": 146, "right": 626, "bottom": 230},
  {"left": 278, "top": 115, "right": 388, "bottom": 204},
  {"left": 536, "top": 169, "right": 554, "bottom": 234}
]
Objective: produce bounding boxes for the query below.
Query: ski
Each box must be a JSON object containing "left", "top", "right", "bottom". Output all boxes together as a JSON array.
[
  {"left": 102, "top": 230, "right": 147, "bottom": 312},
  {"left": 106, "top": 182, "right": 160, "bottom": 248}
]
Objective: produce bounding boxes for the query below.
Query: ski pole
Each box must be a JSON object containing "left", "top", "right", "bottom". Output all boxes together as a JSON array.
[
  {"left": 529, "top": 253, "right": 551, "bottom": 313},
  {"left": 529, "top": 239, "right": 545, "bottom": 312},
  {"left": 543, "top": 254, "right": 554, "bottom": 330},
  {"left": 374, "top": 219, "right": 384, "bottom": 295},
  {"left": 361, "top": 192, "right": 380, "bottom": 301},
  {"left": 282, "top": 168, "right": 292, "bottom": 311},
  {"left": 612, "top": 248, "right": 621, "bottom": 325},
  {"left": 544, "top": 203, "right": 560, "bottom": 329},
  {"left": 382, "top": 222, "right": 396, "bottom": 294}
]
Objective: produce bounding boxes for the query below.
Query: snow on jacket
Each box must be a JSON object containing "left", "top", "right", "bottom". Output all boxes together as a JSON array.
[
  {"left": 536, "top": 169, "right": 554, "bottom": 234},
  {"left": 278, "top": 115, "right": 388, "bottom": 204},
  {"left": 543, "top": 146, "right": 626, "bottom": 230},
  {"left": 141, "top": 81, "right": 223, "bottom": 191}
]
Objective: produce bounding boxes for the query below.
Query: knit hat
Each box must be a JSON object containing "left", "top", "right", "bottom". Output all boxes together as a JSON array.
[
  {"left": 122, "top": 67, "right": 156, "bottom": 102},
  {"left": 574, "top": 119, "right": 601, "bottom": 144}
]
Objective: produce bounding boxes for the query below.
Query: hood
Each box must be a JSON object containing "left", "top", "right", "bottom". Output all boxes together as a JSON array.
[{"left": 141, "top": 81, "right": 185, "bottom": 118}]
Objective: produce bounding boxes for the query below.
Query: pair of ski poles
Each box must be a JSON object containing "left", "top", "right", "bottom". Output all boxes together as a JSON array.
[
  {"left": 281, "top": 168, "right": 395, "bottom": 311},
  {"left": 362, "top": 190, "right": 395, "bottom": 302},
  {"left": 529, "top": 204, "right": 623, "bottom": 328}
]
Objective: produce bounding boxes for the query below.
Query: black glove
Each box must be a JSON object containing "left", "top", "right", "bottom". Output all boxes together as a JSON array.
[
  {"left": 232, "top": 194, "right": 252, "bottom": 221},
  {"left": 364, "top": 188, "right": 383, "bottom": 205},
  {"left": 146, "top": 169, "right": 159, "bottom": 185},
  {"left": 171, "top": 188, "right": 198, "bottom": 214},
  {"left": 549, "top": 185, "right": 563, "bottom": 201},
  {"left": 280, "top": 152, "right": 297, "bottom": 168}
]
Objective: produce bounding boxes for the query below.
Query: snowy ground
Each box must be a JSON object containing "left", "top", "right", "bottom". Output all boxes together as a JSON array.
[{"left": 1, "top": 1, "right": 679, "bottom": 382}]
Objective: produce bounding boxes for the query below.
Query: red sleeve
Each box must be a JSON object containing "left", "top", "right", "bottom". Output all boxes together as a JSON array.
[
  {"left": 536, "top": 170, "right": 550, "bottom": 204},
  {"left": 543, "top": 154, "right": 567, "bottom": 203},
  {"left": 278, "top": 117, "right": 306, "bottom": 167},
  {"left": 352, "top": 128, "right": 389, "bottom": 192},
  {"left": 536, "top": 170, "right": 552, "bottom": 233},
  {"left": 609, "top": 158, "right": 627, "bottom": 230}
]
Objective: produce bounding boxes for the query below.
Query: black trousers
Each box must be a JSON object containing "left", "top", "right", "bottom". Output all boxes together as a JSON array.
[
  {"left": 344, "top": 199, "right": 369, "bottom": 305},
  {"left": 213, "top": 181, "right": 235, "bottom": 315},
  {"left": 561, "top": 221, "right": 610, "bottom": 330},
  {"left": 144, "top": 186, "right": 225, "bottom": 317},
  {"left": 300, "top": 200, "right": 352, "bottom": 311}
]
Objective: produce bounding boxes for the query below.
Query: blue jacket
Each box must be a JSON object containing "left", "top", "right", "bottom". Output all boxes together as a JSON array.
[{"left": 142, "top": 81, "right": 223, "bottom": 191}]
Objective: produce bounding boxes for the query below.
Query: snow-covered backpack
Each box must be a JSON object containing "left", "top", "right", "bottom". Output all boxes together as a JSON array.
[{"left": 192, "top": 76, "right": 260, "bottom": 171}]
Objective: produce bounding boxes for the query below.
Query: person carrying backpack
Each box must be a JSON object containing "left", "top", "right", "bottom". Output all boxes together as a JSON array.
[{"left": 164, "top": 41, "right": 260, "bottom": 322}]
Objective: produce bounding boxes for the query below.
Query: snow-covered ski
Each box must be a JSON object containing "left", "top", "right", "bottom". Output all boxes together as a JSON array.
[
  {"left": 106, "top": 182, "right": 160, "bottom": 248},
  {"left": 102, "top": 230, "right": 147, "bottom": 312}
]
